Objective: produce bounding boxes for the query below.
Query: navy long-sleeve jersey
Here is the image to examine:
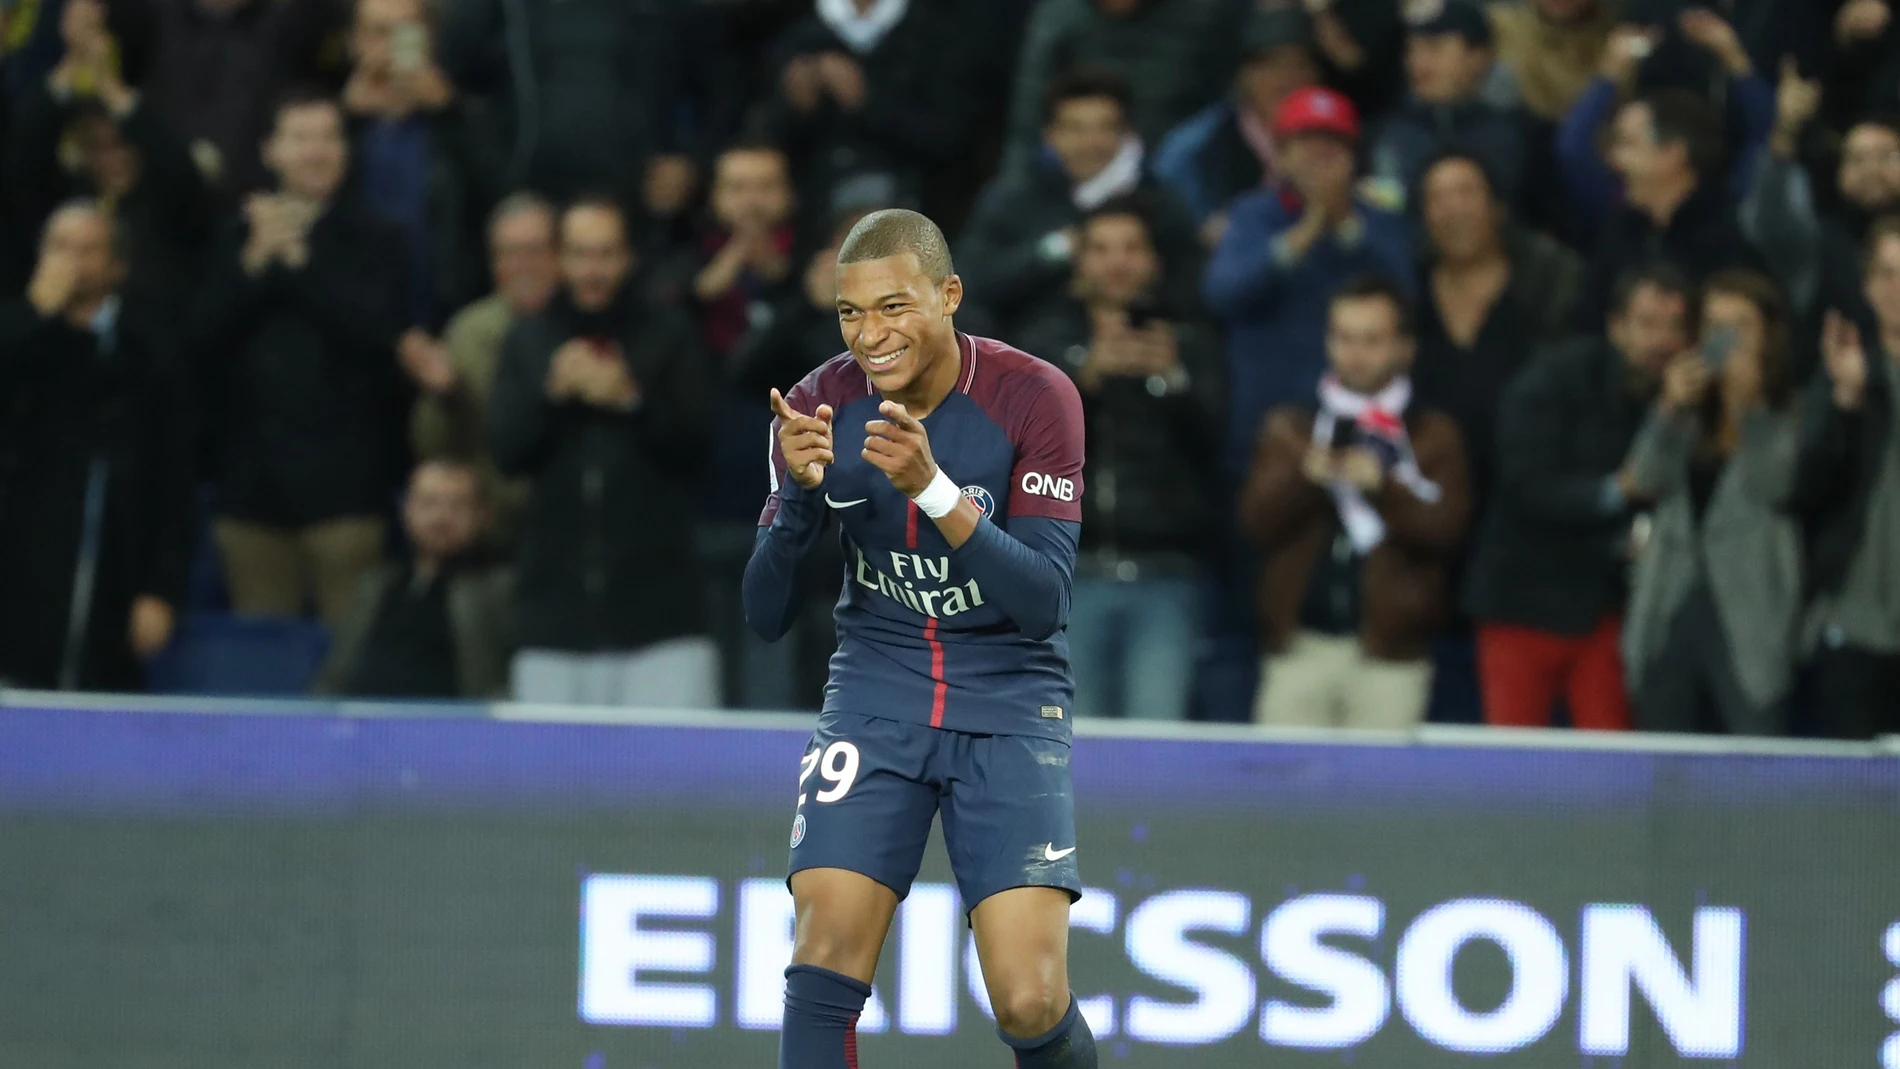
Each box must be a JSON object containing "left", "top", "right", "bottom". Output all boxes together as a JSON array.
[{"left": 743, "top": 334, "right": 1085, "bottom": 742}]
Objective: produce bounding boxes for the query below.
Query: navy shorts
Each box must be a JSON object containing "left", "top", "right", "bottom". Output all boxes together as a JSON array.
[{"left": 786, "top": 711, "right": 1082, "bottom": 911}]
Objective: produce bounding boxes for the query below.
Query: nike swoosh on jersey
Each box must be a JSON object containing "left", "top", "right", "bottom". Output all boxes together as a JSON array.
[
  {"left": 825, "top": 495, "right": 869, "bottom": 508},
  {"left": 1042, "top": 844, "right": 1076, "bottom": 861}
]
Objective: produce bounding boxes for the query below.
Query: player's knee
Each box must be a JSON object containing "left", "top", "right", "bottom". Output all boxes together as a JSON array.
[
  {"left": 992, "top": 981, "right": 1068, "bottom": 1039},
  {"left": 789, "top": 927, "right": 879, "bottom": 979}
]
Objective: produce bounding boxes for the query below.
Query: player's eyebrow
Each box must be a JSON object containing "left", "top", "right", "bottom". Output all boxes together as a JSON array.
[{"left": 836, "top": 291, "right": 914, "bottom": 311}]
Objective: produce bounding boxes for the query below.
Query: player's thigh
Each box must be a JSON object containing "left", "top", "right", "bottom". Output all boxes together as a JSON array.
[
  {"left": 788, "top": 713, "right": 937, "bottom": 954},
  {"left": 969, "top": 886, "right": 1074, "bottom": 1037},
  {"left": 939, "top": 732, "right": 1082, "bottom": 915}
]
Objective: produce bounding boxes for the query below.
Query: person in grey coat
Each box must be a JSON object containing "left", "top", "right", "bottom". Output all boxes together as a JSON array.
[{"left": 1621, "top": 269, "right": 1801, "bottom": 735}]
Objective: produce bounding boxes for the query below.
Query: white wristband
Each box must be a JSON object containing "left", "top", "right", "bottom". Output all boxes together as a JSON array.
[{"left": 911, "top": 467, "right": 962, "bottom": 519}]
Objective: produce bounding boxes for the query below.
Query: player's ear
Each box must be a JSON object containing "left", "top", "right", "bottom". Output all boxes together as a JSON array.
[{"left": 939, "top": 274, "right": 963, "bottom": 319}]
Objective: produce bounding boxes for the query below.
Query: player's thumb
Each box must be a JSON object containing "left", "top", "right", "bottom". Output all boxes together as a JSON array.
[{"left": 816, "top": 404, "right": 834, "bottom": 426}]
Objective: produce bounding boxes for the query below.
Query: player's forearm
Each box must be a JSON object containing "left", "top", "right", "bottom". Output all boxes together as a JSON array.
[
  {"left": 742, "top": 488, "right": 826, "bottom": 641},
  {"left": 947, "top": 517, "right": 1077, "bottom": 642}
]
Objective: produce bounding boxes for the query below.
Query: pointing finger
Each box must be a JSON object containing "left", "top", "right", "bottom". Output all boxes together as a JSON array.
[
  {"left": 769, "top": 388, "right": 797, "bottom": 422},
  {"left": 878, "top": 400, "right": 923, "bottom": 431},
  {"left": 863, "top": 419, "right": 911, "bottom": 441}
]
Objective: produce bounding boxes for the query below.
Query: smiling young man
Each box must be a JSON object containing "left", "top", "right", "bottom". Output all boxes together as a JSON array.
[{"left": 742, "top": 209, "right": 1093, "bottom": 1069}]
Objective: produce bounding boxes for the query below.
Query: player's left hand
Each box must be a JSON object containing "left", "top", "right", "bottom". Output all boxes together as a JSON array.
[{"left": 863, "top": 400, "right": 937, "bottom": 497}]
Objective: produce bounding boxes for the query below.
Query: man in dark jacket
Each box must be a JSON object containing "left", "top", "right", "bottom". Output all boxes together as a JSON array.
[
  {"left": 1574, "top": 88, "right": 1768, "bottom": 326},
  {"left": 137, "top": 0, "right": 344, "bottom": 200},
  {"left": 754, "top": 0, "right": 971, "bottom": 230},
  {"left": 0, "top": 201, "right": 195, "bottom": 691},
  {"left": 1014, "top": 194, "right": 1223, "bottom": 720},
  {"left": 960, "top": 68, "right": 1203, "bottom": 339},
  {"left": 195, "top": 91, "right": 408, "bottom": 628},
  {"left": 1153, "top": 6, "right": 1320, "bottom": 246},
  {"left": 1002, "top": 0, "right": 1252, "bottom": 177},
  {"left": 439, "top": 0, "right": 689, "bottom": 211},
  {"left": 1464, "top": 263, "right": 1696, "bottom": 730},
  {"left": 314, "top": 458, "right": 513, "bottom": 699},
  {"left": 1369, "top": 1, "right": 1530, "bottom": 215},
  {"left": 1785, "top": 220, "right": 1900, "bottom": 740},
  {"left": 489, "top": 196, "right": 716, "bottom": 708},
  {"left": 343, "top": 0, "right": 504, "bottom": 334},
  {"left": 3, "top": 12, "right": 212, "bottom": 329}
]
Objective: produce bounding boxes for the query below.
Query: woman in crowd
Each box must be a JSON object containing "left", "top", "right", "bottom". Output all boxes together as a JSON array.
[{"left": 1621, "top": 268, "right": 1802, "bottom": 735}]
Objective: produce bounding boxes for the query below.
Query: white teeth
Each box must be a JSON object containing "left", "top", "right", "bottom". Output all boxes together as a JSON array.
[{"left": 867, "top": 347, "right": 905, "bottom": 367}]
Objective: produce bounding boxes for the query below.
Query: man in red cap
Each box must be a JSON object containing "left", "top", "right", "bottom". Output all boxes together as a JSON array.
[
  {"left": 1204, "top": 85, "right": 1412, "bottom": 476},
  {"left": 1203, "top": 83, "right": 1410, "bottom": 721}
]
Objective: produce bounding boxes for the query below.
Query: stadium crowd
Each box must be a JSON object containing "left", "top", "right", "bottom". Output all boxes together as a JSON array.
[{"left": 1, "top": 0, "right": 1898, "bottom": 738}]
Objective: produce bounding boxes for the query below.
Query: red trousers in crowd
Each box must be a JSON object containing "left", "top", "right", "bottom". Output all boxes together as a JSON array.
[{"left": 1476, "top": 618, "right": 1633, "bottom": 730}]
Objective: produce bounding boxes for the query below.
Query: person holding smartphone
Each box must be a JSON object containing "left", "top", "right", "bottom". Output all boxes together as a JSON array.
[{"left": 1619, "top": 268, "right": 1801, "bottom": 735}]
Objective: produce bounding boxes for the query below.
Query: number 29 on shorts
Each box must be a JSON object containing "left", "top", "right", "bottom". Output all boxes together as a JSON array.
[{"left": 797, "top": 740, "right": 860, "bottom": 808}]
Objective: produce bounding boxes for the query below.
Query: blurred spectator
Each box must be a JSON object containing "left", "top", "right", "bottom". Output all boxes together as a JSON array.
[
  {"left": 1002, "top": 0, "right": 1250, "bottom": 178},
  {"left": 1413, "top": 149, "right": 1581, "bottom": 514},
  {"left": 409, "top": 193, "right": 560, "bottom": 549},
  {"left": 1487, "top": 0, "right": 1617, "bottom": 123},
  {"left": 1744, "top": 64, "right": 1898, "bottom": 346},
  {"left": 1464, "top": 264, "right": 1697, "bottom": 730},
  {"left": 1621, "top": 269, "right": 1800, "bottom": 735},
  {"left": 313, "top": 458, "right": 513, "bottom": 699},
  {"left": 489, "top": 197, "right": 716, "bottom": 707},
  {"left": 195, "top": 91, "right": 407, "bottom": 627},
  {"left": 140, "top": 0, "right": 345, "bottom": 199},
  {"left": 1152, "top": 6, "right": 1319, "bottom": 246},
  {"left": 439, "top": 0, "right": 691, "bottom": 214},
  {"left": 3, "top": 4, "right": 211, "bottom": 329},
  {"left": 1204, "top": 86, "right": 1410, "bottom": 472},
  {"left": 1787, "top": 220, "right": 1900, "bottom": 740},
  {"left": 1015, "top": 195, "right": 1223, "bottom": 721},
  {"left": 343, "top": 0, "right": 504, "bottom": 331},
  {"left": 0, "top": 201, "right": 194, "bottom": 690},
  {"left": 1572, "top": 87, "right": 1769, "bottom": 327},
  {"left": 1302, "top": 0, "right": 1407, "bottom": 120},
  {"left": 758, "top": 0, "right": 969, "bottom": 228},
  {"left": 691, "top": 142, "right": 799, "bottom": 522},
  {"left": 959, "top": 69, "right": 1202, "bottom": 337},
  {"left": 731, "top": 208, "right": 874, "bottom": 409},
  {"left": 1369, "top": 0, "right": 1530, "bottom": 213},
  {"left": 1241, "top": 275, "right": 1470, "bottom": 728},
  {"left": 1557, "top": 13, "right": 1773, "bottom": 227},
  {"left": 1819, "top": 0, "right": 1900, "bottom": 131}
]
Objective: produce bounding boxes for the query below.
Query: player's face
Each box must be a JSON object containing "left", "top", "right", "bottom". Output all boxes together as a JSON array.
[
  {"left": 1327, "top": 295, "right": 1412, "bottom": 394},
  {"left": 836, "top": 253, "right": 962, "bottom": 393}
]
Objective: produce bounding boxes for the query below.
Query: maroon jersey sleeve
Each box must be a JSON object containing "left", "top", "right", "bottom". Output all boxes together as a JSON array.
[
  {"left": 1007, "top": 371, "right": 1086, "bottom": 522},
  {"left": 759, "top": 378, "right": 819, "bottom": 527}
]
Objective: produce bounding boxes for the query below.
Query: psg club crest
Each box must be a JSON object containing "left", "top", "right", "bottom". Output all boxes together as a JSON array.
[
  {"left": 790, "top": 813, "right": 807, "bottom": 848},
  {"left": 961, "top": 485, "right": 995, "bottom": 517}
]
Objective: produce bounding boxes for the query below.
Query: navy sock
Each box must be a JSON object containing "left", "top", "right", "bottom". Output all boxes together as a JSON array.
[
  {"left": 999, "top": 993, "right": 1097, "bottom": 1069},
  {"left": 780, "top": 964, "right": 871, "bottom": 1069}
]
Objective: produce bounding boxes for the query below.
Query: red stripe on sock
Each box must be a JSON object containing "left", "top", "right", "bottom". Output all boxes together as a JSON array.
[{"left": 845, "top": 1011, "right": 860, "bottom": 1069}]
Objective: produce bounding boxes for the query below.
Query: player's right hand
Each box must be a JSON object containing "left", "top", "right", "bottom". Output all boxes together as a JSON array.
[{"left": 771, "top": 388, "right": 834, "bottom": 490}]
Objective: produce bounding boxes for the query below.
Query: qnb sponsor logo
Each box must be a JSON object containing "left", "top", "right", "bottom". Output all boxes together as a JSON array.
[
  {"left": 1019, "top": 471, "right": 1075, "bottom": 502},
  {"left": 577, "top": 875, "right": 1745, "bottom": 1058},
  {"left": 853, "top": 548, "right": 985, "bottom": 618}
]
